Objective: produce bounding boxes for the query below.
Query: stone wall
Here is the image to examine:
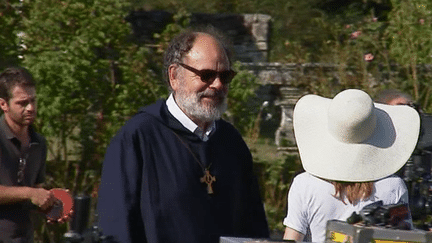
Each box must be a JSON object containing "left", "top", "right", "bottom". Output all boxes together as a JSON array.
[
  {"left": 126, "top": 11, "right": 271, "bottom": 62},
  {"left": 242, "top": 63, "right": 340, "bottom": 153}
]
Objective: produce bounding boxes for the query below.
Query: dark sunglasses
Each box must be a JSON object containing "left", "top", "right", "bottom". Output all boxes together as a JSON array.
[{"left": 178, "top": 63, "right": 236, "bottom": 85}]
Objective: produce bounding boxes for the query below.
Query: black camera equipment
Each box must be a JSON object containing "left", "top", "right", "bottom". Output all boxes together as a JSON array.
[
  {"left": 346, "top": 200, "right": 411, "bottom": 230},
  {"left": 63, "top": 194, "right": 113, "bottom": 243},
  {"left": 401, "top": 113, "right": 432, "bottom": 226}
]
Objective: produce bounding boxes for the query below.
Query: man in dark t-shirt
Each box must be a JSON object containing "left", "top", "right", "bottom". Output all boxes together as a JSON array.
[{"left": 0, "top": 67, "right": 57, "bottom": 243}]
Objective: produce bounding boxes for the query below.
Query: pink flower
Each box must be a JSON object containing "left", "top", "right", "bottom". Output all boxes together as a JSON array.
[
  {"left": 345, "top": 24, "right": 351, "bottom": 29},
  {"left": 97, "top": 111, "right": 104, "bottom": 120},
  {"left": 420, "top": 19, "right": 425, "bottom": 25},
  {"left": 364, "top": 53, "right": 374, "bottom": 62},
  {"left": 350, "top": 30, "right": 361, "bottom": 39}
]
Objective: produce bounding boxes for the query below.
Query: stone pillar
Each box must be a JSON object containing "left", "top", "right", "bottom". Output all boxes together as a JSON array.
[
  {"left": 243, "top": 14, "right": 271, "bottom": 62},
  {"left": 275, "top": 86, "right": 303, "bottom": 153}
]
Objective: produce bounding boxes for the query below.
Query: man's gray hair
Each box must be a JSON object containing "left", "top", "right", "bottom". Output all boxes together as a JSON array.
[{"left": 162, "top": 26, "right": 233, "bottom": 89}]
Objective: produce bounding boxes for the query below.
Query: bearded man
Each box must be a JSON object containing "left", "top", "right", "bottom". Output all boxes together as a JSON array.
[{"left": 97, "top": 28, "right": 269, "bottom": 243}]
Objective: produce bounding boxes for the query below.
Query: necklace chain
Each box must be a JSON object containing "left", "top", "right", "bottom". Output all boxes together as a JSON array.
[{"left": 172, "top": 131, "right": 216, "bottom": 194}]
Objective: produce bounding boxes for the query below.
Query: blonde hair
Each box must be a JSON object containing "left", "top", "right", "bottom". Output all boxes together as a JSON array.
[{"left": 332, "top": 181, "right": 374, "bottom": 205}]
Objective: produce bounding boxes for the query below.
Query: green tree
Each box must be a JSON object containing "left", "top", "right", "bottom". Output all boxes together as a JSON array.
[
  {"left": 20, "top": 1, "right": 166, "bottom": 240},
  {"left": 386, "top": 0, "right": 432, "bottom": 111},
  {"left": 224, "top": 62, "right": 260, "bottom": 136},
  {"left": 23, "top": 0, "right": 134, "bottom": 192},
  {"left": 0, "top": 0, "right": 22, "bottom": 69}
]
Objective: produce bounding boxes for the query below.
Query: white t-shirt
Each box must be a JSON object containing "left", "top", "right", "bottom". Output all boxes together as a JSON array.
[{"left": 283, "top": 172, "right": 411, "bottom": 242}]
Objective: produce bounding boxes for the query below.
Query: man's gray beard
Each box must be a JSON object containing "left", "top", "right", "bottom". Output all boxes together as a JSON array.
[{"left": 175, "top": 89, "right": 228, "bottom": 123}]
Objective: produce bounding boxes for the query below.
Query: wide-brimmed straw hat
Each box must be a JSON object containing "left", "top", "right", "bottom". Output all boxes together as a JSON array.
[{"left": 293, "top": 89, "right": 420, "bottom": 182}]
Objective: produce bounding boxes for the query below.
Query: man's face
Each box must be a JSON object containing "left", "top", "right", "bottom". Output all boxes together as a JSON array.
[
  {"left": 387, "top": 97, "right": 411, "bottom": 106},
  {"left": 171, "top": 34, "right": 231, "bottom": 123},
  {"left": 0, "top": 85, "right": 37, "bottom": 127}
]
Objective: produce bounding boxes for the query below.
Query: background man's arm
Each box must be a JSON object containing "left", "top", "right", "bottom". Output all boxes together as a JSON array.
[{"left": 0, "top": 184, "right": 55, "bottom": 211}]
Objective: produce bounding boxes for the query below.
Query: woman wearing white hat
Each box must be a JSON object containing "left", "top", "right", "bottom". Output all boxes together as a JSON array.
[{"left": 283, "top": 89, "right": 421, "bottom": 242}]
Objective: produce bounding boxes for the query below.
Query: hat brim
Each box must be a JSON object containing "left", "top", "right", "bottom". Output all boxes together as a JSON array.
[{"left": 293, "top": 94, "right": 420, "bottom": 182}]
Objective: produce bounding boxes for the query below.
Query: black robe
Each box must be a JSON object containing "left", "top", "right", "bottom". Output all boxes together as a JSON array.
[{"left": 97, "top": 99, "right": 269, "bottom": 243}]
